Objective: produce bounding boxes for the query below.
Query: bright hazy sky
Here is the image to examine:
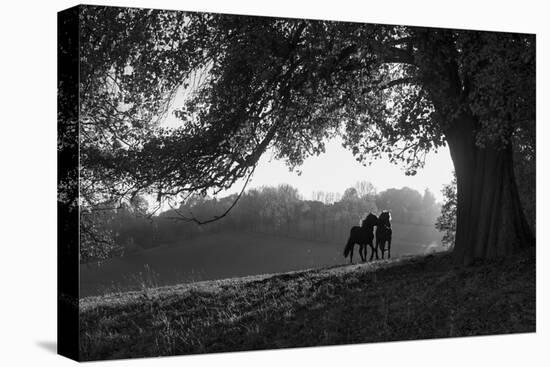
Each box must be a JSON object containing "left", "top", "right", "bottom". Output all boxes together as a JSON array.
[{"left": 220, "top": 137, "right": 454, "bottom": 203}]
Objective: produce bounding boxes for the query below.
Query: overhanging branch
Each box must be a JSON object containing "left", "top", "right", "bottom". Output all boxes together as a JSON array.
[{"left": 163, "top": 164, "right": 257, "bottom": 225}]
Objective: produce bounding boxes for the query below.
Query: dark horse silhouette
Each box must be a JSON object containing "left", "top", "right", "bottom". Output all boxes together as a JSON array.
[
  {"left": 375, "top": 211, "right": 393, "bottom": 259},
  {"left": 343, "top": 213, "right": 378, "bottom": 263}
]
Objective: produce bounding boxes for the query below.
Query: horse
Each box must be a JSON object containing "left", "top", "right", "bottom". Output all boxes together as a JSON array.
[
  {"left": 375, "top": 211, "right": 393, "bottom": 259},
  {"left": 343, "top": 213, "right": 378, "bottom": 263}
]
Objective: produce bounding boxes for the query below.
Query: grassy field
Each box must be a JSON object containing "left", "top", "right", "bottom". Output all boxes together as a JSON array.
[
  {"left": 81, "top": 227, "right": 443, "bottom": 297},
  {"left": 79, "top": 247, "right": 535, "bottom": 361}
]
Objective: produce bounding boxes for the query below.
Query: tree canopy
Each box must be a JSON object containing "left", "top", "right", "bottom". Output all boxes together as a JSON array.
[
  {"left": 78, "top": 6, "right": 535, "bottom": 263},
  {"left": 80, "top": 7, "right": 532, "bottom": 205}
]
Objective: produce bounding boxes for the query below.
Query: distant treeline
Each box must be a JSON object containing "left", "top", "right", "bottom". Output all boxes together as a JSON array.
[{"left": 86, "top": 182, "right": 441, "bottom": 262}]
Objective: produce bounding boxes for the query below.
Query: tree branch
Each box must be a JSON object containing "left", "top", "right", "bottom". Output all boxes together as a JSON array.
[
  {"left": 163, "top": 164, "right": 257, "bottom": 225},
  {"left": 380, "top": 77, "right": 418, "bottom": 90}
]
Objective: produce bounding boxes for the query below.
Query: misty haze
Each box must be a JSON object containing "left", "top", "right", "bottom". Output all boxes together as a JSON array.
[{"left": 81, "top": 179, "right": 446, "bottom": 296}]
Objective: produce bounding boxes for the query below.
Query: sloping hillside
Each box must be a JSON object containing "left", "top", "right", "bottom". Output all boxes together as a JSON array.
[{"left": 79, "top": 248, "right": 535, "bottom": 361}]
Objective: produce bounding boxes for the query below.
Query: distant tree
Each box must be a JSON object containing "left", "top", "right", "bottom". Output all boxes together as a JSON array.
[
  {"left": 422, "top": 188, "right": 436, "bottom": 210},
  {"left": 305, "top": 200, "right": 325, "bottom": 239},
  {"left": 233, "top": 189, "right": 264, "bottom": 230},
  {"left": 311, "top": 191, "right": 326, "bottom": 204},
  {"left": 276, "top": 184, "right": 301, "bottom": 233},
  {"left": 376, "top": 187, "right": 423, "bottom": 223},
  {"left": 312, "top": 191, "right": 341, "bottom": 205},
  {"left": 342, "top": 187, "right": 359, "bottom": 202},
  {"left": 129, "top": 195, "right": 149, "bottom": 215},
  {"left": 354, "top": 180, "right": 377, "bottom": 200},
  {"left": 436, "top": 174, "right": 457, "bottom": 248},
  {"left": 421, "top": 188, "right": 440, "bottom": 224}
]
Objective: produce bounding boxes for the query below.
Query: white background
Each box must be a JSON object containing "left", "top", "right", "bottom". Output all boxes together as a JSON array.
[{"left": 0, "top": 0, "right": 548, "bottom": 365}]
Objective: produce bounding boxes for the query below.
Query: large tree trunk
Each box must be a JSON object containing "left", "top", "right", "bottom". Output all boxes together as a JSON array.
[{"left": 446, "top": 113, "right": 534, "bottom": 265}]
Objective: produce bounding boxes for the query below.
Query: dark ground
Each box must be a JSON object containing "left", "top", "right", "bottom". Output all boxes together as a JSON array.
[{"left": 79, "top": 247, "right": 535, "bottom": 361}]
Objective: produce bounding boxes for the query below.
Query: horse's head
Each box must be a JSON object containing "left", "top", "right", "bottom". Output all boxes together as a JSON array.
[
  {"left": 379, "top": 211, "right": 391, "bottom": 227},
  {"left": 362, "top": 212, "right": 379, "bottom": 228}
]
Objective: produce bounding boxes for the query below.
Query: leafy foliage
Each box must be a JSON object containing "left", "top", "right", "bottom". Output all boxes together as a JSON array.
[
  {"left": 457, "top": 32, "right": 535, "bottom": 149},
  {"left": 80, "top": 210, "right": 120, "bottom": 263},
  {"left": 80, "top": 7, "right": 534, "bottom": 208},
  {"left": 435, "top": 174, "right": 457, "bottom": 248}
]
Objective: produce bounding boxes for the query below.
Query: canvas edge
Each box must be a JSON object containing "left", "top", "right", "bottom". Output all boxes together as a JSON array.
[{"left": 57, "top": 4, "right": 81, "bottom": 362}]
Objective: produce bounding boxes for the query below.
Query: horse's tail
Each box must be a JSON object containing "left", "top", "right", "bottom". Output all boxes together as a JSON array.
[{"left": 343, "top": 237, "right": 353, "bottom": 258}]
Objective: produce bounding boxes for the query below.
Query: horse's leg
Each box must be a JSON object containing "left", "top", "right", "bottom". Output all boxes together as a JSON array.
[
  {"left": 350, "top": 245, "right": 354, "bottom": 264},
  {"left": 361, "top": 244, "right": 366, "bottom": 262},
  {"left": 388, "top": 238, "right": 392, "bottom": 259},
  {"left": 369, "top": 243, "right": 374, "bottom": 261},
  {"left": 365, "top": 243, "right": 373, "bottom": 261}
]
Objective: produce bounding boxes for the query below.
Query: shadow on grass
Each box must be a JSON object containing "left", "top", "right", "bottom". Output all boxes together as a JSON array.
[{"left": 36, "top": 340, "right": 57, "bottom": 354}]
